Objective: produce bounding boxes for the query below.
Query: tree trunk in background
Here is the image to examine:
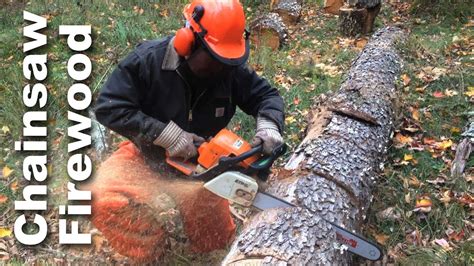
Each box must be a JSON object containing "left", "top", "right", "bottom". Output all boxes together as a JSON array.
[
  {"left": 222, "top": 27, "right": 405, "bottom": 265},
  {"left": 339, "top": 0, "right": 382, "bottom": 36}
]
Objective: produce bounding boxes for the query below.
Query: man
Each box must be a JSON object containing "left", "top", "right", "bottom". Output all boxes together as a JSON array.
[{"left": 91, "top": 0, "right": 285, "bottom": 261}]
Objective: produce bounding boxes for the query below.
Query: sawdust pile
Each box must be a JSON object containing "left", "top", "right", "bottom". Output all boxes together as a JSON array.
[{"left": 84, "top": 141, "right": 236, "bottom": 262}]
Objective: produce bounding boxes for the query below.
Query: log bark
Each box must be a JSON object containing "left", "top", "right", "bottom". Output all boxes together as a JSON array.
[
  {"left": 250, "top": 13, "right": 288, "bottom": 51},
  {"left": 222, "top": 27, "right": 405, "bottom": 265},
  {"left": 339, "top": 0, "right": 382, "bottom": 36},
  {"left": 451, "top": 116, "right": 474, "bottom": 178}
]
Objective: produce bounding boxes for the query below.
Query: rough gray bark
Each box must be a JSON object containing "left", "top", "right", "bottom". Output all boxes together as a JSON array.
[
  {"left": 250, "top": 13, "right": 288, "bottom": 50},
  {"left": 89, "top": 109, "right": 110, "bottom": 160},
  {"left": 451, "top": 115, "right": 474, "bottom": 178},
  {"left": 222, "top": 27, "right": 405, "bottom": 265}
]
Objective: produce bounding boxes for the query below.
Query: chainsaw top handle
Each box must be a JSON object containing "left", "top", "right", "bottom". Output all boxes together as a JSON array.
[
  {"left": 191, "top": 143, "right": 287, "bottom": 181},
  {"left": 247, "top": 142, "right": 287, "bottom": 171}
]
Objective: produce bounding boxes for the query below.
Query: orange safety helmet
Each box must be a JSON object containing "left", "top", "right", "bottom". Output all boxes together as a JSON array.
[{"left": 174, "top": 0, "right": 250, "bottom": 66}]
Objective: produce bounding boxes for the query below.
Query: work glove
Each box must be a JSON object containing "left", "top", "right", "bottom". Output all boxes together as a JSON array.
[
  {"left": 153, "top": 121, "right": 205, "bottom": 160},
  {"left": 251, "top": 116, "right": 284, "bottom": 155}
]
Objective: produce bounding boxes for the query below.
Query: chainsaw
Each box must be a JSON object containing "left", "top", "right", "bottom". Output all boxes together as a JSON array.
[
  {"left": 166, "top": 128, "right": 285, "bottom": 181},
  {"left": 167, "top": 129, "right": 382, "bottom": 261}
]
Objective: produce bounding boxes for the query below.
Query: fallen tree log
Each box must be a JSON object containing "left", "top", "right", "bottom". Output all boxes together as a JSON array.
[
  {"left": 339, "top": 0, "right": 382, "bottom": 36},
  {"left": 222, "top": 26, "right": 405, "bottom": 265}
]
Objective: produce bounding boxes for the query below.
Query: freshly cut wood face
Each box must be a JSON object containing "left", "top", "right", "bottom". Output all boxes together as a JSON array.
[
  {"left": 323, "top": 0, "right": 344, "bottom": 15},
  {"left": 250, "top": 29, "right": 281, "bottom": 51}
]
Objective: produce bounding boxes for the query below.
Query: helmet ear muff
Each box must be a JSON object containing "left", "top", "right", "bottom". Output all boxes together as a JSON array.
[
  {"left": 174, "top": 26, "right": 195, "bottom": 57},
  {"left": 174, "top": 5, "right": 206, "bottom": 57}
]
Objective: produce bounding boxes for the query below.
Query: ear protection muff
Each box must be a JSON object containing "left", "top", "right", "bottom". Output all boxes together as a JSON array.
[{"left": 174, "top": 5, "right": 206, "bottom": 57}]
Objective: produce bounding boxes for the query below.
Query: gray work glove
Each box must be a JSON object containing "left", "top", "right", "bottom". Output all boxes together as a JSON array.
[
  {"left": 250, "top": 116, "right": 284, "bottom": 155},
  {"left": 153, "top": 121, "right": 205, "bottom": 160}
]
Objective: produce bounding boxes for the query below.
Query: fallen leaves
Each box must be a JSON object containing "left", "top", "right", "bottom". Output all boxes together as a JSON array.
[
  {"left": 408, "top": 106, "right": 420, "bottom": 122},
  {"left": 2, "top": 167, "right": 13, "bottom": 178},
  {"left": 435, "top": 139, "right": 453, "bottom": 151},
  {"left": 285, "top": 116, "right": 296, "bottom": 124},
  {"left": 1, "top": 126, "right": 10, "bottom": 135},
  {"left": 433, "top": 91, "right": 445, "bottom": 98},
  {"left": 433, "top": 238, "right": 453, "bottom": 251},
  {"left": 439, "top": 190, "right": 453, "bottom": 205},
  {"left": 465, "top": 86, "right": 474, "bottom": 97},
  {"left": 0, "top": 195, "right": 7, "bottom": 204},
  {"left": 374, "top": 233, "right": 390, "bottom": 245},
  {"left": 401, "top": 74, "right": 411, "bottom": 86},
  {"left": 406, "top": 229, "right": 422, "bottom": 246},
  {"left": 394, "top": 133, "right": 413, "bottom": 147},
  {"left": 403, "top": 154, "right": 414, "bottom": 161},
  {"left": 132, "top": 5, "right": 144, "bottom": 15},
  {"left": 376, "top": 207, "right": 401, "bottom": 221},
  {"left": 0, "top": 229, "right": 11, "bottom": 238},
  {"left": 446, "top": 228, "right": 465, "bottom": 242},
  {"left": 457, "top": 193, "right": 474, "bottom": 209},
  {"left": 414, "top": 195, "right": 432, "bottom": 213},
  {"left": 417, "top": 67, "right": 447, "bottom": 83}
]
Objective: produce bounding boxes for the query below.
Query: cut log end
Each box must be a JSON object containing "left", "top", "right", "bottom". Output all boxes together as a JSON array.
[
  {"left": 323, "top": 0, "right": 344, "bottom": 15},
  {"left": 250, "top": 28, "right": 282, "bottom": 51},
  {"left": 339, "top": 3, "right": 382, "bottom": 36},
  {"left": 250, "top": 13, "right": 288, "bottom": 50},
  {"left": 339, "top": 6, "right": 367, "bottom": 37}
]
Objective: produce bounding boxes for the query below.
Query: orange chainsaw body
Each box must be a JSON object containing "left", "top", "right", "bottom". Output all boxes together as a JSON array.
[{"left": 166, "top": 129, "right": 260, "bottom": 176}]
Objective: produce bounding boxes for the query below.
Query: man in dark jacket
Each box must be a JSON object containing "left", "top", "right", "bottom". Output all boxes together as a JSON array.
[
  {"left": 95, "top": 0, "right": 285, "bottom": 166},
  {"left": 91, "top": 0, "right": 285, "bottom": 261}
]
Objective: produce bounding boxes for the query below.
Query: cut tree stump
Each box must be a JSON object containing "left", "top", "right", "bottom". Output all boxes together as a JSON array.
[
  {"left": 339, "top": 0, "right": 382, "bottom": 36},
  {"left": 250, "top": 12, "right": 288, "bottom": 51},
  {"left": 249, "top": 0, "right": 302, "bottom": 50},
  {"left": 324, "top": 0, "right": 344, "bottom": 15},
  {"left": 271, "top": 0, "right": 302, "bottom": 25},
  {"left": 222, "top": 27, "right": 405, "bottom": 265}
]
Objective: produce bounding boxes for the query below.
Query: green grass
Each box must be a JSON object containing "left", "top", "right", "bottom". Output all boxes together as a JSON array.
[{"left": 369, "top": 4, "right": 473, "bottom": 263}]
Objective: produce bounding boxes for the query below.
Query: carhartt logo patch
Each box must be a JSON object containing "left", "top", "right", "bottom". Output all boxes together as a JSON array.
[{"left": 215, "top": 107, "right": 225, "bottom": 117}]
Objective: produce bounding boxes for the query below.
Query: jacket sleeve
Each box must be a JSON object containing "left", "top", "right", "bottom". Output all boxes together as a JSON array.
[
  {"left": 233, "top": 65, "right": 285, "bottom": 133},
  {"left": 94, "top": 51, "right": 166, "bottom": 144}
]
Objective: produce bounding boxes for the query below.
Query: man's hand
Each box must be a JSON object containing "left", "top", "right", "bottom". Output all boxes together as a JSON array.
[
  {"left": 153, "top": 121, "right": 205, "bottom": 160},
  {"left": 251, "top": 116, "right": 284, "bottom": 155}
]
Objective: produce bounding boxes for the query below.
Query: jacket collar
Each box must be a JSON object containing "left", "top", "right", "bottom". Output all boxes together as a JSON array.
[{"left": 161, "top": 37, "right": 182, "bottom": 71}]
